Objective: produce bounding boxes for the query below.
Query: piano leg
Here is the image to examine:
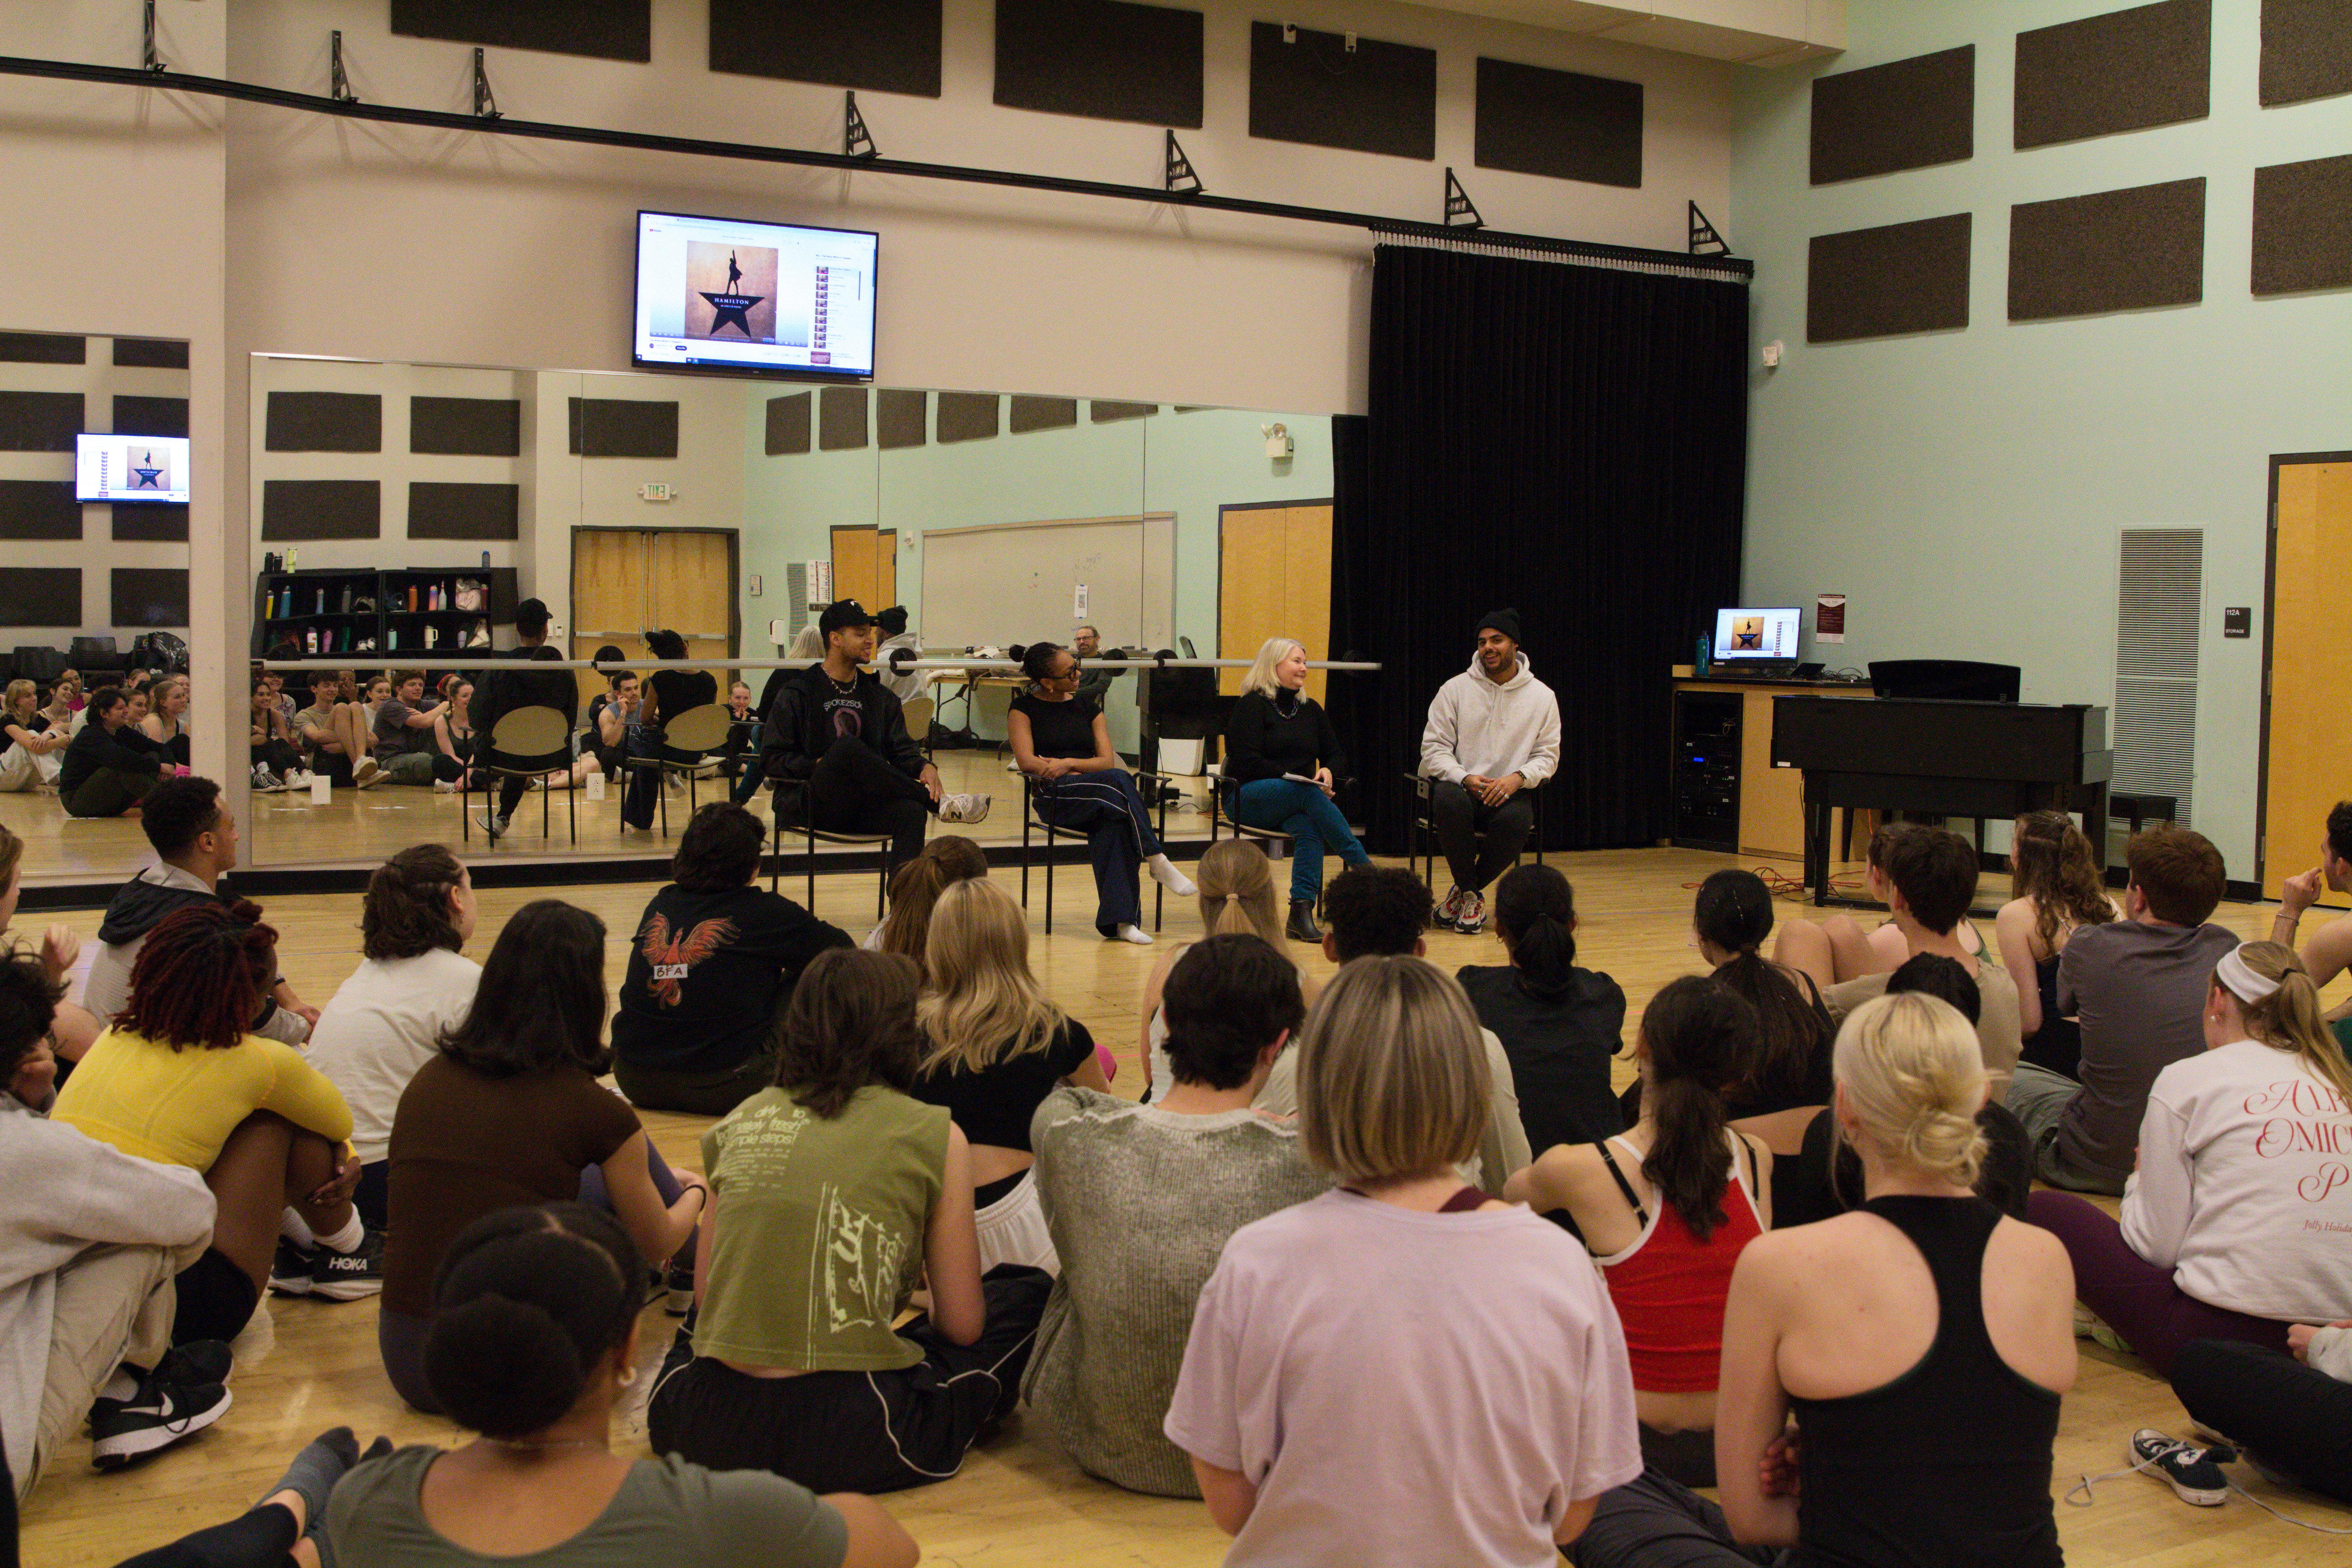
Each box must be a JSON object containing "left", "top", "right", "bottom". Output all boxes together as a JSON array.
[
  {"left": 1808, "top": 799, "right": 1832, "bottom": 906},
  {"left": 2086, "top": 781, "right": 2109, "bottom": 871}
]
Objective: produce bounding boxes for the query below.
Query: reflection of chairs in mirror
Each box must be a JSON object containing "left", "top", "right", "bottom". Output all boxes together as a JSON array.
[
  {"left": 463, "top": 707, "right": 576, "bottom": 846},
  {"left": 619, "top": 703, "right": 734, "bottom": 838}
]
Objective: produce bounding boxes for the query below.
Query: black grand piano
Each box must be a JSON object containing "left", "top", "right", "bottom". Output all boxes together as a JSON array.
[{"left": 1771, "top": 697, "right": 2112, "bottom": 906}]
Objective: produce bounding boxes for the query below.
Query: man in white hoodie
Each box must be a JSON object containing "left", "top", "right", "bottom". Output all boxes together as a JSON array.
[{"left": 1418, "top": 609, "right": 1561, "bottom": 934}]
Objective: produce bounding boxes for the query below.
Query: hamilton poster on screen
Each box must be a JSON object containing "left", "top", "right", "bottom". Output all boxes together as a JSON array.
[{"left": 685, "top": 240, "right": 784, "bottom": 343}]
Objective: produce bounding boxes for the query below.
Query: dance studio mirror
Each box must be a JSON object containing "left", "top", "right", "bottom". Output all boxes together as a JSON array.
[
  {"left": 245, "top": 349, "right": 1332, "bottom": 868},
  {"left": 0, "top": 328, "right": 191, "bottom": 883}
]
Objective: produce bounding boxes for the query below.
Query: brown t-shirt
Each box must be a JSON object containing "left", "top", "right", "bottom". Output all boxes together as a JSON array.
[{"left": 381, "top": 1054, "right": 641, "bottom": 1319}]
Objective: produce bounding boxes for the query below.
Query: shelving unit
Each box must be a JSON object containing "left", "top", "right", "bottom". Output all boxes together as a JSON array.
[{"left": 251, "top": 567, "right": 519, "bottom": 663}]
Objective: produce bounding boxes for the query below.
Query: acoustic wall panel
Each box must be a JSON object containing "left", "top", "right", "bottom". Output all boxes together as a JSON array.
[
  {"left": 112, "top": 568, "right": 188, "bottom": 629},
  {"left": 765, "top": 393, "right": 812, "bottom": 457},
  {"left": 1009, "top": 396, "right": 1078, "bottom": 433},
  {"left": 1090, "top": 401, "right": 1155, "bottom": 422},
  {"left": 1476, "top": 57, "right": 1642, "bottom": 188},
  {"left": 112, "top": 395, "right": 187, "bottom": 439},
  {"left": 995, "top": 0, "right": 1204, "bottom": 129},
  {"left": 567, "top": 397, "right": 679, "bottom": 458},
  {"left": 260, "top": 479, "right": 381, "bottom": 541},
  {"left": 1807, "top": 214, "right": 1973, "bottom": 343},
  {"left": 410, "top": 396, "right": 522, "bottom": 456},
  {"left": 1809, "top": 46, "right": 1974, "bottom": 184},
  {"left": 2015, "top": 0, "right": 2209, "bottom": 149},
  {"left": 111, "top": 338, "right": 187, "bottom": 368},
  {"left": 2009, "top": 178, "right": 2205, "bottom": 320},
  {"left": 409, "top": 482, "right": 521, "bottom": 541},
  {"left": 2262, "top": 0, "right": 2352, "bottom": 106},
  {"left": 1250, "top": 24, "right": 1436, "bottom": 162},
  {"left": 819, "top": 387, "right": 870, "bottom": 451},
  {"left": 877, "top": 390, "right": 928, "bottom": 449},
  {"left": 391, "top": 0, "right": 651, "bottom": 63},
  {"left": 2253, "top": 154, "right": 2352, "bottom": 295},
  {"left": 936, "top": 392, "right": 1000, "bottom": 444},
  {"left": 709, "top": 0, "right": 943, "bottom": 97},
  {"left": 0, "top": 568, "right": 78, "bottom": 627},
  {"left": 110, "top": 504, "right": 187, "bottom": 543},
  {"left": 0, "top": 480, "right": 79, "bottom": 540},
  {"left": 265, "top": 391, "right": 381, "bottom": 453},
  {"left": 0, "top": 392, "right": 82, "bottom": 452},
  {"left": 0, "top": 332, "right": 83, "bottom": 364}
]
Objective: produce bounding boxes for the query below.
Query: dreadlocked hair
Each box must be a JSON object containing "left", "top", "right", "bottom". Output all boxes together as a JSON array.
[{"left": 116, "top": 902, "right": 276, "bottom": 1052}]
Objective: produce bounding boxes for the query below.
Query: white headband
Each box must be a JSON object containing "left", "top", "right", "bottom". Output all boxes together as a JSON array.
[{"left": 2215, "top": 946, "right": 2281, "bottom": 1004}]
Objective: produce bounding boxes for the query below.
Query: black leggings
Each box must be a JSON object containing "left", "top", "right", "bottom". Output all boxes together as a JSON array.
[
  {"left": 1428, "top": 780, "right": 1535, "bottom": 894},
  {"left": 112, "top": 1501, "right": 297, "bottom": 1568},
  {"left": 2173, "top": 1337, "right": 2352, "bottom": 1504}
]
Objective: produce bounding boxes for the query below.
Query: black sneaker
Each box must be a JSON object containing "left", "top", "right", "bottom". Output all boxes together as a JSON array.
[
  {"left": 152, "top": 1340, "right": 234, "bottom": 1388},
  {"left": 310, "top": 1229, "right": 387, "bottom": 1302},
  {"left": 90, "top": 1376, "right": 231, "bottom": 1469},
  {"left": 2131, "top": 1429, "right": 2231, "bottom": 1506},
  {"left": 268, "top": 1236, "right": 318, "bottom": 1297},
  {"left": 664, "top": 1263, "right": 696, "bottom": 1317}
]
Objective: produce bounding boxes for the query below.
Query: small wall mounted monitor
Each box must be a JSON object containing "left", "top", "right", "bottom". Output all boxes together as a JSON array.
[
  {"left": 77, "top": 433, "right": 190, "bottom": 503},
  {"left": 632, "top": 210, "right": 878, "bottom": 380},
  {"left": 1712, "top": 606, "right": 1801, "bottom": 663}
]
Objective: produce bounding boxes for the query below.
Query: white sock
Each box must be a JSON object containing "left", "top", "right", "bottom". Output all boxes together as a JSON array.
[
  {"left": 1147, "top": 854, "right": 1196, "bottom": 894},
  {"left": 1114, "top": 923, "right": 1154, "bottom": 946},
  {"left": 99, "top": 1368, "right": 142, "bottom": 1401},
  {"left": 315, "top": 1211, "right": 365, "bottom": 1254},
  {"left": 279, "top": 1210, "right": 316, "bottom": 1247}
]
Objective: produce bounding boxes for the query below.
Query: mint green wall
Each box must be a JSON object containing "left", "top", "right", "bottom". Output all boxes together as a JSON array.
[{"left": 1731, "top": 0, "right": 2350, "bottom": 878}]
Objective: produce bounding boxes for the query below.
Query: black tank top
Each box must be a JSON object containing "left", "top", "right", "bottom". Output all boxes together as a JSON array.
[{"left": 1788, "top": 1196, "right": 2061, "bottom": 1568}]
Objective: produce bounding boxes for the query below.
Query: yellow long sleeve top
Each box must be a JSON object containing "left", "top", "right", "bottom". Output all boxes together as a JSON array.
[{"left": 54, "top": 1027, "right": 353, "bottom": 1171}]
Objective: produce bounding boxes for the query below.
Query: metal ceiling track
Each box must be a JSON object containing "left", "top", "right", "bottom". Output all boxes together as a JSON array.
[{"left": 0, "top": 48, "right": 1751, "bottom": 279}]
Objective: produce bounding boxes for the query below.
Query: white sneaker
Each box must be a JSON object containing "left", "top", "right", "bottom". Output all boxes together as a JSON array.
[
  {"left": 938, "top": 793, "right": 991, "bottom": 825},
  {"left": 432, "top": 778, "right": 459, "bottom": 793},
  {"left": 282, "top": 769, "right": 314, "bottom": 791},
  {"left": 1112, "top": 923, "right": 1154, "bottom": 946},
  {"left": 352, "top": 757, "right": 382, "bottom": 789},
  {"left": 1147, "top": 854, "right": 1197, "bottom": 897}
]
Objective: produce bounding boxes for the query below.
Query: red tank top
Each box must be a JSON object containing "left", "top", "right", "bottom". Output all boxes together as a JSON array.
[{"left": 1591, "top": 1133, "right": 1763, "bottom": 1393}]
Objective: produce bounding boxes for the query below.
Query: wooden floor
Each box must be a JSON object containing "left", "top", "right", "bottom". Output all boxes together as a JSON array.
[{"left": 20, "top": 847, "right": 2352, "bottom": 1565}]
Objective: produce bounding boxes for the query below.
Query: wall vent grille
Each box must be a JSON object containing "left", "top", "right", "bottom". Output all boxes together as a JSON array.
[{"left": 2113, "top": 527, "right": 2202, "bottom": 829}]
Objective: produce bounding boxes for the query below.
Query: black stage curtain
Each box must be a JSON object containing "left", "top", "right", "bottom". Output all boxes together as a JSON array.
[{"left": 1333, "top": 243, "right": 1748, "bottom": 855}]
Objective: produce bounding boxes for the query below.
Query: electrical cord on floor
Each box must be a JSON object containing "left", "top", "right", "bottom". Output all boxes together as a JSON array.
[
  {"left": 2067, "top": 1441, "right": 2352, "bottom": 1535},
  {"left": 1679, "top": 865, "right": 1867, "bottom": 900}
]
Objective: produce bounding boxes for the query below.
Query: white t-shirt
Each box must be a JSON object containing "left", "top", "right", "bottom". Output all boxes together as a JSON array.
[
  {"left": 304, "top": 948, "right": 482, "bottom": 1164},
  {"left": 1165, "top": 1189, "right": 1642, "bottom": 1568},
  {"left": 2121, "top": 1037, "right": 2352, "bottom": 1322}
]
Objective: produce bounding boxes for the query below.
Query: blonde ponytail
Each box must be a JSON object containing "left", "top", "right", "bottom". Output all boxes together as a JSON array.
[
  {"left": 1833, "top": 992, "right": 1989, "bottom": 1189},
  {"left": 2229, "top": 941, "right": 2352, "bottom": 1109},
  {"left": 1196, "top": 840, "right": 1286, "bottom": 949}
]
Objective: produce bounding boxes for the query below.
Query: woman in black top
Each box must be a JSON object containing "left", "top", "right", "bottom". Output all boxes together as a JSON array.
[
  {"left": 622, "top": 630, "right": 720, "bottom": 831},
  {"left": 1455, "top": 864, "right": 1627, "bottom": 1155},
  {"left": 1007, "top": 642, "right": 1195, "bottom": 944},
  {"left": 1222, "top": 637, "right": 1369, "bottom": 942},
  {"left": 59, "top": 687, "right": 162, "bottom": 818}
]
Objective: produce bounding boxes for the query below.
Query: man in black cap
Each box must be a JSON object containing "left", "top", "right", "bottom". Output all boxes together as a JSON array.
[
  {"left": 756, "top": 599, "right": 987, "bottom": 863},
  {"left": 472, "top": 597, "right": 581, "bottom": 841},
  {"left": 1416, "top": 608, "right": 1560, "bottom": 934}
]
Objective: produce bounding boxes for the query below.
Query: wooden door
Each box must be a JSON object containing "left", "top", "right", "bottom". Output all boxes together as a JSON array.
[
  {"left": 570, "top": 529, "right": 738, "bottom": 709},
  {"left": 648, "top": 530, "right": 737, "bottom": 693},
  {"left": 2263, "top": 456, "right": 2352, "bottom": 903},
  {"left": 570, "top": 529, "right": 647, "bottom": 710},
  {"left": 831, "top": 524, "right": 881, "bottom": 610},
  {"left": 877, "top": 531, "right": 897, "bottom": 609},
  {"left": 1218, "top": 502, "right": 1333, "bottom": 702}
]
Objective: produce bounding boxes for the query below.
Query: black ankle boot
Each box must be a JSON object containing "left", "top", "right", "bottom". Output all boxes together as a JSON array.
[{"left": 1287, "top": 898, "right": 1322, "bottom": 943}]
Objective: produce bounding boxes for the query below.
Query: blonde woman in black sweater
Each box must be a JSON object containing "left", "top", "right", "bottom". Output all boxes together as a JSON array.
[{"left": 1221, "top": 639, "right": 1367, "bottom": 942}]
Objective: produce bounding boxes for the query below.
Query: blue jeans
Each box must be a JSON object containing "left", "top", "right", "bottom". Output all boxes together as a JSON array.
[{"left": 1235, "top": 778, "right": 1370, "bottom": 903}]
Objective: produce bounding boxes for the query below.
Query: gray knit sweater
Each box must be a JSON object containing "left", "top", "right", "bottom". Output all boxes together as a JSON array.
[{"left": 1022, "top": 1087, "right": 1331, "bottom": 1496}]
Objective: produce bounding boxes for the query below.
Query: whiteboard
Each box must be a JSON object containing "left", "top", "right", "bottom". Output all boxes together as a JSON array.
[{"left": 918, "top": 514, "right": 1174, "bottom": 654}]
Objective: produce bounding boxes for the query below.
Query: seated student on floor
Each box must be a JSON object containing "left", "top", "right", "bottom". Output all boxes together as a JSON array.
[
  {"left": 246, "top": 678, "right": 309, "bottom": 793},
  {"left": 1257, "top": 866, "right": 1531, "bottom": 1197},
  {"left": 1458, "top": 862, "right": 1627, "bottom": 1155},
  {"left": 299, "top": 844, "right": 480, "bottom": 1235},
  {"left": 136, "top": 676, "right": 191, "bottom": 773},
  {"left": 54, "top": 904, "right": 374, "bottom": 1346},
  {"left": 0, "top": 949, "right": 226, "bottom": 1495},
  {"left": 0, "top": 823, "right": 101, "bottom": 1062},
  {"left": 2272, "top": 799, "right": 2352, "bottom": 1052},
  {"left": 650, "top": 948, "right": 1049, "bottom": 1495},
  {"left": 379, "top": 899, "right": 707, "bottom": 1415},
  {"left": 2028, "top": 941, "right": 2352, "bottom": 1379},
  {"left": 1570, "top": 991, "right": 2076, "bottom": 1568},
  {"left": 621, "top": 630, "right": 718, "bottom": 832},
  {"left": 59, "top": 687, "right": 163, "bottom": 819},
  {"left": 1221, "top": 637, "right": 1369, "bottom": 943},
  {"left": 1763, "top": 954, "right": 2034, "bottom": 1230},
  {"left": 367, "top": 673, "right": 444, "bottom": 787},
  {"left": 82, "top": 777, "right": 316, "bottom": 1050},
  {"left": 1780, "top": 823, "right": 2025, "bottom": 1084},
  {"left": 1506, "top": 975, "right": 1769, "bottom": 1488},
  {"left": 910, "top": 879, "right": 1108, "bottom": 1273},
  {"left": 1026, "top": 934, "right": 1330, "bottom": 1497},
  {"left": 426, "top": 676, "right": 475, "bottom": 790},
  {"left": 2005, "top": 824, "right": 2237, "bottom": 1196},
  {"left": 1138, "top": 839, "right": 1315, "bottom": 1101},
  {"left": 1688, "top": 869, "right": 1834, "bottom": 1121},
  {"left": 865, "top": 833, "right": 988, "bottom": 961},
  {"left": 0, "top": 678, "right": 64, "bottom": 793},
  {"left": 1008, "top": 640, "right": 1196, "bottom": 946},
  {"left": 121, "top": 1204, "right": 918, "bottom": 1568},
  {"left": 2174, "top": 1318, "right": 2352, "bottom": 1508},
  {"left": 292, "top": 671, "right": 377, "bottom": 789},
  {"left": 1994, "top": 809, "right": 2118, "bottom": 1081},
  {"left": 609, "top": 803, "right": 852, "bottom": 1115},
  {"left": 1165, "top": 956, "right": 1642, "bottom": 1564}
]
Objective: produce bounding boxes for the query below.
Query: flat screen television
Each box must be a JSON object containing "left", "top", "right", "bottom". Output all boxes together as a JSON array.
[
  {"left": 76, "top": 433, "right": 190, "bottom": 504},
  {"left": 1711, "top": 605, "right": 1802, "bottom": 663},
  {"left": 632, "top": 210, "right": 878, "bottom": 380}
]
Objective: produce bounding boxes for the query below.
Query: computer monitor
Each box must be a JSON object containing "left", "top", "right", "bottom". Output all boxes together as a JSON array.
[{"left": 1712, "top": 606, "right": 1802, "bottom": 664}]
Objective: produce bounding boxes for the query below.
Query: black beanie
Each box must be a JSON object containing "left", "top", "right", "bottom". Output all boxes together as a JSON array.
[{"left": 1476, "top": 608, "right": 1521, "bottom": 645}]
